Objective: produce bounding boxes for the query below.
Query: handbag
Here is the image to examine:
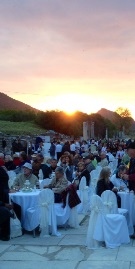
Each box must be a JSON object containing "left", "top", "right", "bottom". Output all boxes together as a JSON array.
[{"left": 10, "top": 211, "right": 22, "bottom": 239}]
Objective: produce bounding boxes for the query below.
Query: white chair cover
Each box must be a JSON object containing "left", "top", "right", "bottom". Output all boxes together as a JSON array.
[
  {"left": 101, "top": 190, "right": 118, "bottom": 214},
  {"left": 25, "top": 206, "right": 41, "bottom": 232},
  {"left": 93, "top": 192, "right": 130, "bottom": 248},
  {"left": 54, "top": 192, "right": 71, "bottom": 228},
  {"left": 40, "top": 178, "right": 52, "bottom": 189},
  {"left": 39, "top": 189, "right": 60, "bottom": 237},
  {"left": 101, "top": 190, "right": 128, "bottom": 217},
  {"left": 86, "top": 195, "right": 103, "bottom": 249},
  {"left": 99, "top": 214, "right": 130, "bottom": 248},
  {"left": 68, "top": 206, "right": 80, "bottom": 228},
  {"left": 89, "top": 170, "right": 99, "bottom": 203},
  {"left": 77, "top": 176, "right": 89, "bottom": 215},
  {"left": 8, "top": 171, "right": 16, "bottom": 189},
  {"left": 96, "top": 165, "right": 102, "bottom": 175}
]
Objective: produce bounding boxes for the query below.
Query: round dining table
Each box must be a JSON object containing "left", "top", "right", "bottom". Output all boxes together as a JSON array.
[
  {"left": 118, "top": 191, "right": 135, "bottom": 235},
  {"left": 9, "top": 190, "right": 40, "bottom": 230}
]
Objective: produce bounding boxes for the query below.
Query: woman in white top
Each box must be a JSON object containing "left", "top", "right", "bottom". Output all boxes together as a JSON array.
[{"left": 110, "top": 165, "right": 128, "bottom": 191}]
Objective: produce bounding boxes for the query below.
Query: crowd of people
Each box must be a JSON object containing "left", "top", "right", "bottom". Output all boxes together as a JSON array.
[{"left": 1, "top": 136, "right": 135, "bottom": 241}]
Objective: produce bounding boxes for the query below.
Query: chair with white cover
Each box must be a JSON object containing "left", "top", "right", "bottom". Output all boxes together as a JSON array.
[
  {"left": 93, "top": 192, "right": 130, "bottom": 248},
  {"left": 101, "top": 190, "right": 118, "bottom": 214},
  {"left": 77, "top": 176, "right": 89, "bottom": 215},
  {"left": 68, "top": 206, "right": 79, "bottom": 228},
  {"left": 89, "top": 169, "right": 98, "bottom": 204},
  {"left": 96, "top": 165, "right": 102, "bottom": 175},
  {"left": 39, "top": 189, "right": 60, "bottom": 237},
  {"left": 54, "top": 193, "right": 71, "bottom": 229},
  {"left": 25, "top": 189, "right": 60, "bottom": 237},
  {"left": 101, "top": 190, "right": 128, "bottom": 217},
  {"left": 94, "top": 212, "right": 130, "bottom": 248},
  {"left": 55, "top": 183, "right": 80, "bottom": 229},
  {"left": 86, "top": 194, "right": 103, "bottom": 249},
  {"left": 40, "top": 178, "right": 52, "bottom": 189}
]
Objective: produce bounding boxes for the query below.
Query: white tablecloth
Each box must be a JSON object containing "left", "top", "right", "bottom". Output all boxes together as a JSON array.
[
  {"left": 118, "top": 191, "right": 134, "bottom": 235},
  {"left": 9, "top": 190, "right": 40, "bottom": 230}
]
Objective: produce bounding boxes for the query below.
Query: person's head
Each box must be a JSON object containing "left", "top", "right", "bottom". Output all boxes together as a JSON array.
[
  {"left": 117, "top": 165, "right": 127, "bottom": 178},
  {"left": 55, "top": 166, "right": 64, "bottom": 179},
  {"left": 39, "top": 141, "right": 44, "bottom": 147},
  {"left": 127, "top": 142, "right": 135, "bottom": 158},
  {"left": 65, "top": 155, "right": 73, "bottom": 165},
  {"left": 5, "top": 155, "right": 13, "bottom": 162},
  {"left": 100, "top": 151, "right": 106, "bottom": 160},
  {"left": 99, "top": 166, "right": 111, "bottom": 183},
  {"left": 106, "top": 148, "right": 111, "bottom": 153},
  {"left": 23, "top": 162, "right": 32, "bottom": 176},
  {"left": 61, "top": 155, "right": 66, "bottom": 164},
  {"left": 0, "top": 153, "right": 4, "bottom": 159},
  {"left": 19, "top": 151, "right": 27, "bottom": 162},
  {"left": 83, "top": 155, "right": 91, "bottom": 165},
  {"left": 77, "top": 161, "right": 85, "bottom": 172},
  {"left": 118, "top": 145, "right": 123, "bottom": 151},
  {"left": 50, "top": 158, "right": 57, "bottom": 168},
  {"left": 36, "top": 153, "right": 44, "bottom": 163}
]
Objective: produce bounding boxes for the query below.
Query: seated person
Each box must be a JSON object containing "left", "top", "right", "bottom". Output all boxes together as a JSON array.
[
  {"left": 12, "top": 162, "right": 38, "bottom": 189},
  {"left": 110, "top": 165, "right": 128, "bottom": 191},
  {"left": 74, "top": 161, "right": 90, "bottom": 188},
  {"left": 99, "top": 151, "right": 109, "bottom": 167},
  {"left": 44, "top": 167, "right": 68, "bottom": 203},
  {"left": 83, "top": 155, "right": 95, "bottom": 172},
  {"left": 32, "top": 153, "right": 51, "bottom": 179},
  {"left": 96, "top": 166, "right": 121, "bottom": 207},
  {"left": 4, "top": 154, "right": 16, "bottom": 171},
  {"left": 50, "top": 158, "right": 58, "bottom": 172},
  {"left": 0, "top": 201, "right": 13, "bottom": 241},
  {"left": 14, "top": 151, "right": 30, "bottom": 174}
]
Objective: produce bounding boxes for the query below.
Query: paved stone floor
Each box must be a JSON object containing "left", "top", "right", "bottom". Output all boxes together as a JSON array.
[{"left": 0, "top": 215, "right": 135, "bottom": 269}]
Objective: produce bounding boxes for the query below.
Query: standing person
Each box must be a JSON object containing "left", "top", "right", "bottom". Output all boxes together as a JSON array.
[
  {"left": 70, "top": 140, "right": 76, "bottom": 156},
  {"left": 37, "top": 141, "right": 45, "bottom": 156},
  {"left": 122, "top": 141, "right": 135, "bottom": 191},
  {"left": 49, "top": 142, "right": 56, "bottom": 159},
  {"left": 116, "top": 145, "right": 125, "bottom": 166},
  {"left": 55, "top": 142, "right": 62, "bottom": 160},
  {"left": 2, "top": 138, "right": 7, "bottom": 153},
  {"left": 122, "top": 141, "right": 135, "bottom": 239},
  {"left": 0, "top": 166, "right": 9, "bottom": 203}
]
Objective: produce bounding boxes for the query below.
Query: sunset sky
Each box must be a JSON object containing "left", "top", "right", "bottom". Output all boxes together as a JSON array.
[{"left": 1, "top": 1, "right": 135, "bottom": 118}]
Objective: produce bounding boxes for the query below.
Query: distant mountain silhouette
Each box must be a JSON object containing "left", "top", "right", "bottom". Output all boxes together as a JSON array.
[
  {"left": 97, "top": 108, "right": 120, "bottom": 121},
  {"left": 0, "top": 92, "right": 39, "bottom": 111}
]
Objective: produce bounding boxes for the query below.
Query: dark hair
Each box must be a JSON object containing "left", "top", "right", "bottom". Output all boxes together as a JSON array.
[{"left": 127, "top": 141, "right": 135, "bottom": 149}]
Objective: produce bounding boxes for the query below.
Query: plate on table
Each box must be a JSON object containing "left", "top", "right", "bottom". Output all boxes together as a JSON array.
[{"left": 22, "top": 188, "right": 33, "bottom": 193}]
